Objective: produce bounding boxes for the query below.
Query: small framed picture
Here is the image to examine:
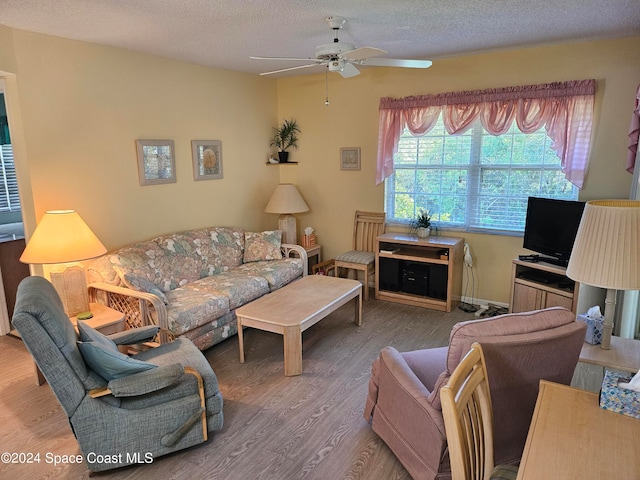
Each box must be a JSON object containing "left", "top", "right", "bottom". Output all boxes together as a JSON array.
[
  {"left": 340, "top": 147, "right": 361, "bottom": 171},
  {"left": 192, "top": 140, "right": 223, "bottom": 181},
  {"left": 136, "top": 139, "right": 176, "bottom": 186}
]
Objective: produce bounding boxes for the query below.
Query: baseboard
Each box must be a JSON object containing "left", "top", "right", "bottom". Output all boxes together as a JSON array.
[{"left": 460, "top": 296, "right": 508, "bottom": 309}]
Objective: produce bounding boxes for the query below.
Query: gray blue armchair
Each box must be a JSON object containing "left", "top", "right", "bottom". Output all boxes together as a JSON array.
[{"left": 12, "top": 276, "right": 224, "bottom": 472}]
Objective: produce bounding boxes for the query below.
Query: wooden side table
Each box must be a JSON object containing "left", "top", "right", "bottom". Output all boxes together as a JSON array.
[
  {"left": 33, "top": 303, "right": 126, "bottom": 386},
  {"left": 303, "top": 244, "right": 322, "bottom": 272}
]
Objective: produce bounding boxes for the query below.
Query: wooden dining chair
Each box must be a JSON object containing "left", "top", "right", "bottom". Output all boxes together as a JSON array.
[
  {"left": 440, "top": 343, "right": 519, "bottom": 480},
  {"left": 334, "top": 210, "right": 385, "bottom": 300}
]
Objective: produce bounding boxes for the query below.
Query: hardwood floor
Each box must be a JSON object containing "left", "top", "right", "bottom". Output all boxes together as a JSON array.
[{"left": 0, "top": 296, "right": 476, "bottom": 479}]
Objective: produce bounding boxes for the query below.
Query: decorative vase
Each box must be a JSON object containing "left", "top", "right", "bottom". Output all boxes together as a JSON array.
[
  {"left": 278, "top": 151, "right": 289, "bottom": 163},
  {"left": 417, "top": 227, "right": 431, "bottom": 238}
]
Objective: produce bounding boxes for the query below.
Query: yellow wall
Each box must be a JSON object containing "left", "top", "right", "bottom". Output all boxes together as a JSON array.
[
  {"left": 1, "top": 25, "right": 639, "bottom": 305},
  {"left": 1, "top": 27, "right": 280, "bottom": 251},
  {"left": 276, "top": 36, "right": 640, "bottom": 303}
]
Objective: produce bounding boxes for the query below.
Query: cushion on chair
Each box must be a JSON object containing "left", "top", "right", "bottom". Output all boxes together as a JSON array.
[
  {"left": 491, "top": 463, "right": 519, "bottom": 480},
  {"left": 77, "top": 320, "right": 119, "bottom": 349},
  {"left": 77, "top": 340, "right": 157, "bottom": 380},
  {"left": 335, "top": 250, "right": 375, "bottom": 265},
  {"left": 77, "top": 319, "right": 156, "bottom": 380}
]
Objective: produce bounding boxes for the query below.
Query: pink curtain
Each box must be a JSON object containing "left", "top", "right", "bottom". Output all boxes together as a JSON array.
[
  {"left": 376, "top": 80, "right": 596, "bottom": 188},
  {"left": 627, "top": 84, "right": 640, "bottom": 174}
]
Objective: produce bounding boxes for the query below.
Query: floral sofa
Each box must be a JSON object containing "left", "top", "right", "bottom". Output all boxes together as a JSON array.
[{"left": 86, "top": 227, "right": 307, "bottom": 350}]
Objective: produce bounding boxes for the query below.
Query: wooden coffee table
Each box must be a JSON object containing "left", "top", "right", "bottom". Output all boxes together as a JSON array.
[{"left": 236, "top": 275, "right": 362, "bottom": 376}]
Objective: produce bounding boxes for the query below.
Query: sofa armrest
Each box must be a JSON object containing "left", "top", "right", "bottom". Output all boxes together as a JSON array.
[
  {"left": 88, "top": 282, "right": 171, "bottom": 344},
  {"left": 281, "top": 243, "right": 308, "bottom": 276}
]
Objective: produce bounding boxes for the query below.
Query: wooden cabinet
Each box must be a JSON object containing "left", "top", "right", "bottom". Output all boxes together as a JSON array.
[
  {"left": 509, "top": 259, "right": 578, "bottom": 313},
  {"left": 375, "top": 233, "right": 463, "bottom": 312}
]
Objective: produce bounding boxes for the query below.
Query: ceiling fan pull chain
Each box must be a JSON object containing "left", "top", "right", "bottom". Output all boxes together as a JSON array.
[{"left": 325, "top": 67, "right": 330, "bottom": 106}]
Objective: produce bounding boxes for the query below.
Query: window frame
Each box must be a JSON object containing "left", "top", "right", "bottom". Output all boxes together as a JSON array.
[{"left": 384, "top": 118, "right": 579, "bottom": 235}]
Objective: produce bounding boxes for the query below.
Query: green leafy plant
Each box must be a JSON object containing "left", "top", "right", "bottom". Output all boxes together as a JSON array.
[
  {"left": 408, "top": 209, "right": 432, "bottom": 232},
  {"left": 270, "top": 119, "right": 300, "bottom": 152}
]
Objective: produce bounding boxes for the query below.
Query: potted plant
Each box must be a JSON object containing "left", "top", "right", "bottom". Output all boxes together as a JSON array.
[
  {"left": 409, "top": 209, "right": 432, "bottom": 238},
  {"left": 270, "top": 118, "right": 300, "bottom": 163}
]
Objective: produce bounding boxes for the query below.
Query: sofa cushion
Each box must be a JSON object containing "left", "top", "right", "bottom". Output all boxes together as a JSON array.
[
  {"left": 152, "top": 231, "right": 212, "bottom": 287},
  {"left": 184, "top": 272, "right": 269, "bottom": 310},
  {"left": 205, "top": 227, "right": 244, "bottom": 272},
  {"left": 164, "top": 288, "right": 230, "bottom": 335},
  {"left": 234, "top": 258, "right": 303, "bottom": 291},
  {"left": 109, "top": 240, "right": 163, "bottom": 287},
  {"left": 243, "top": 230, "right": 283, "bottom": 263}
]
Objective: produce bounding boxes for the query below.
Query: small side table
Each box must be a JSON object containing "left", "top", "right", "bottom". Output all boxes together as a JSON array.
[
  {"left": 34, "top": 303, "right": 126, "bottom": 386},
  {"left": 303, "top": 244, "right": 322, "bottom": 273}
]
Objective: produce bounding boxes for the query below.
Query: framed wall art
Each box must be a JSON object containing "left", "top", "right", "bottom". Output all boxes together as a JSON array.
[
  {"left": 340, "top": 147, "right": 361, "bottom": 171},
  {"left": 136, "top": 139, "right": 176, "bottom": 186},
  {"left": 192, "top": 140, "right": 223, "bottom": 180}
]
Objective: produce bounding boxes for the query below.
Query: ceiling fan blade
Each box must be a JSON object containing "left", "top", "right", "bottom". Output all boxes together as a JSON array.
[
  {"left": 338, "top": 62, "right": 360, "bottom": 78},
  {"left": 363, "top": 58, "right": 433, "bottom": 69},
  {"left": 342, "top": 47, "right": 386, "bottom": 61},
  {"left": 258, "top": 63, "right": 322, "bottom": 76},
  {"left": 251, "top": 56, "right": 323, "bottom": 63}
]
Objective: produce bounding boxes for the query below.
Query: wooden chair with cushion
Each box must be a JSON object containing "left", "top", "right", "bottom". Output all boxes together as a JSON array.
[
  {"left": 334, "top": 210, "right": 385, "bottom": 300},
  {"left": 441, "top": 342, "right": 519, "bottom": 480}
]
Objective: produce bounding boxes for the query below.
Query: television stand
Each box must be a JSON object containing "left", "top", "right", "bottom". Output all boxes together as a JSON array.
[
  {"left": 509, "top": 259, "right": 578, "bottom": 313},
  {"left": 537, "top": 255, "right": 569, "bottom": 267}
]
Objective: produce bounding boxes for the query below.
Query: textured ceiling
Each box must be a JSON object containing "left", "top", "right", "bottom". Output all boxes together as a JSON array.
[{"left": 1, "top": 0, "right": 639, "bottom": 77}]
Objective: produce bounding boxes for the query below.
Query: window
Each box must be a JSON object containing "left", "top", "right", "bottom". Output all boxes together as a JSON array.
[
  {"left": 0, "top": 144, "right": 20, "bottom": 213},
  {"left": 385, "top": 117, "right": 578, "bottom": 233}
]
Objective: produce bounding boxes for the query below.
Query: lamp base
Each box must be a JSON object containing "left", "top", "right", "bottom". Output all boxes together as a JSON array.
[
  {"left": 49, "top": 264, "right": 90, "bottom": 317},
  {"left": 600, "top": 288, "right": 617, "bottom": 350},
  {"left": 278, "top": 214, "right": 297, "bottom": 245}
]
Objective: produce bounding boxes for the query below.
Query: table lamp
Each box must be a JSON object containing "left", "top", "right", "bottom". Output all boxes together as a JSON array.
[
  {"left": 566, "top": 200, "right": 640, "bottom": 349},
  {"left": 20, "top": 210, "right": 107, "bottom": 317},
  {"left": 265, "top": 183, "right": 309, "bottom": 244}
]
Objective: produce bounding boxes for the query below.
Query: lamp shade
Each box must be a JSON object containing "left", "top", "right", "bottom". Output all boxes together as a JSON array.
[
  {"left": 265, "top": 183, "right": 309, "bottom": 214},
  {"left": 566, "top": 200, "right": 640, "bottom": 290},
  {"left": 20, "top": 210, "right": 107, "bottom": 264}
]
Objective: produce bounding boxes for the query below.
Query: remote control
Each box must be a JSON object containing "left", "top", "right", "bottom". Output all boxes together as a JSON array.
[{"left": 518, "top": 254, "right": 539, "bottom": 262}]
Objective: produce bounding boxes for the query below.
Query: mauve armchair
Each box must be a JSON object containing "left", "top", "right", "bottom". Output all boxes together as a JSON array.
[{"left": 363, "top": 307, "right": 586, "bottom": 480}]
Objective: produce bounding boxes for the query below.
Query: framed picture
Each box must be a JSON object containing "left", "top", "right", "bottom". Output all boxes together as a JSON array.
[
  {"left": 136, "top": 139, "right": 176, "bottom": 186},
  {"left": 192, "top": 140, "right": 223, "bottom": 180},
  {"left": 340, "top": 147, "right": 361, "bottom": 171}
]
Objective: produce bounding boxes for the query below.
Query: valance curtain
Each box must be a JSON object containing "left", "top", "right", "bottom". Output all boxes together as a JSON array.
[
  {"left": 376, "top": 79, "right": 596, "bottom": 188},
  {"left": 627, "top": 84, "right": 640, "bottom": 174}
]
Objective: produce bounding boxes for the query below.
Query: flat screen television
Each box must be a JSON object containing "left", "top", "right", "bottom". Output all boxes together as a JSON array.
[{"left": 522, "top": 197, "right": 585, "bottom": 267}]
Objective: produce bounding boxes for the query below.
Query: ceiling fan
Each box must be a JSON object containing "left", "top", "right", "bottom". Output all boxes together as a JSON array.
[{"left": 250, "top": 16, "right": 432, "bottom": 78}]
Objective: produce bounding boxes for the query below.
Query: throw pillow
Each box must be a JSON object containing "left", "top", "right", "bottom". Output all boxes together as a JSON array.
[
  {"left": 244, "top": 230, "right": 283, "bottom": 263},
  {"left": 77, "top": 321, "right": 156, "bottom": 380},
  {"left": 78, "top": 341, "right": 156, "bottom": 381},
  {"left": 77, "top": 320, "right": 118, "bottom": 350},
  {"left": 113, "top": 266, "right": 169, "bottom": 305}
]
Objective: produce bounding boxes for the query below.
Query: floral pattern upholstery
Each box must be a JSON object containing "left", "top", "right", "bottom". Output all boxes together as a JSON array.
[
  {"left": 85, "top": 226, "right": 304, "bottom": 350},
  {"left": 243, "top": 230, "right": 283, "bottom": 262},
  {"left": 235, "top": 259, "right": 303, "bottom": 291},
  {"left": 164, "top": 288, "right": 230, "bottom": 335}
]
